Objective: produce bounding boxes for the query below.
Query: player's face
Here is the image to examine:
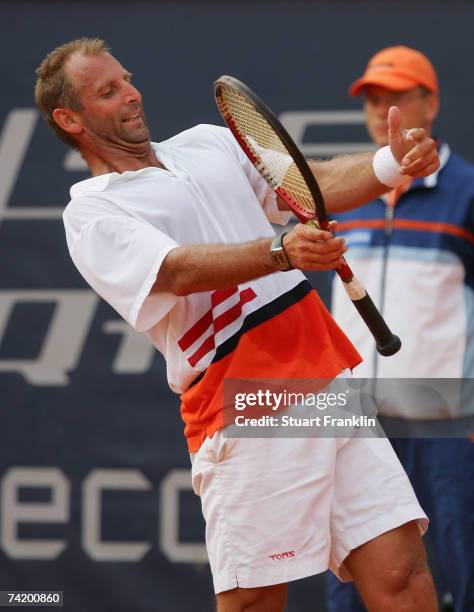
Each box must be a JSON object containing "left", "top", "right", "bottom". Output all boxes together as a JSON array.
[
  {"left": 363, "top": 85, "right": 437, "bottom": 146},
  {"left": 66, "top": 52, "right": 150, "bottom": 147}
]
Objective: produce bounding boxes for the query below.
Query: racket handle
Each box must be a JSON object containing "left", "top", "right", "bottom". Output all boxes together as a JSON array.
[
  {"left": 349, "top": 291, "right": 401, "bottom": 356},
  {"left": 305, "top": 219, "right": 400, "bottom": 355}
]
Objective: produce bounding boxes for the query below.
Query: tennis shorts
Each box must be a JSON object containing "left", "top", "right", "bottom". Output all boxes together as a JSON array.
[{"left": 191, "top": 430, "right": 428, "bottom": 594}]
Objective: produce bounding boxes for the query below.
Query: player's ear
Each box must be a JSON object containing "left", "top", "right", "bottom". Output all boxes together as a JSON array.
[
  {"left": 51, "top": 108, "right": 83, "bottom": 137},
  {"left": 425, "top": 92, "right": 440, "bottom": 123}
]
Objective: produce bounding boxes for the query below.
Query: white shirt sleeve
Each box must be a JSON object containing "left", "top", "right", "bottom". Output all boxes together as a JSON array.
[
  {"left": 210, "top": 125, "right": 293, "bottom": 225},
  {"left": 65, "top": 214, "right": 179, "bottom": 332}
]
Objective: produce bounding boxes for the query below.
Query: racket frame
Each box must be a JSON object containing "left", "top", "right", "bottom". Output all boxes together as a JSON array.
[
  {"left": 213, "top": 75, "right": 401, "bottom": 357},
  {"left": 215, "top": 76, "right": 327, "bottom": 225}
]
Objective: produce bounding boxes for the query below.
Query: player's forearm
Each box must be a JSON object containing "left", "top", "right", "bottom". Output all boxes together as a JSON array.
[
  {"left": 308, "top": 153, "right": 389, "bottom": 214},
  {"left": 153, "top": 239, "right": 275, "bottom": 296}
]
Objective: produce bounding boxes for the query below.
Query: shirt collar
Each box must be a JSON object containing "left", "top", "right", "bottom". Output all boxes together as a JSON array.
[
  {"left": 70, "top": 172, "right": 115, "bottom": 198},
  {"left": 69, "top": 142, "right": 164, "bottom": 198}
]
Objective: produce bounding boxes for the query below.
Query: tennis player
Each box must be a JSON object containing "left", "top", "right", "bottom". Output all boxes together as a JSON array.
[{"left": 35, "top": 39, "right": 440, "bottom": 611}]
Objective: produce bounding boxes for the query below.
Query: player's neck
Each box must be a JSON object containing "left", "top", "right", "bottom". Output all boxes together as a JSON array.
[{"left": 80, "top": 141, "right": 165, "bottom": 176}]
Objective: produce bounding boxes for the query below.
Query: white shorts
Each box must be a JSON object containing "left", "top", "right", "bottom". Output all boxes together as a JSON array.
[{"left": 191, "top": 430, "right": 428, "bottom": 594}]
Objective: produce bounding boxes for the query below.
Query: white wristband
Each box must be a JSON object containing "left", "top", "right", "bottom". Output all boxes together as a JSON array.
[{"left": 373, "top": 145, "right": 411, "bottom": 188}]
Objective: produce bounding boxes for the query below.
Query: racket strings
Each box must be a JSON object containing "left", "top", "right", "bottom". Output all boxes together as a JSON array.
[{"left": 218, "top": 86, "right": 315, "bottom": 215}]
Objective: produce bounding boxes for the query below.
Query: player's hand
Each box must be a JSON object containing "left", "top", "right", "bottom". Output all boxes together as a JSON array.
[
  {"left": 283, "top": 221, "right": 347, "bottom": 271},
  {"left": 388, "top": 106, "right": 440, "bottom": 178}
]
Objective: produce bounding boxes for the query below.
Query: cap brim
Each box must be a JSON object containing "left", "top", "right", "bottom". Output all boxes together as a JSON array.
[{"left": 349, "top": 73, "right": 420, "bottom": 97}]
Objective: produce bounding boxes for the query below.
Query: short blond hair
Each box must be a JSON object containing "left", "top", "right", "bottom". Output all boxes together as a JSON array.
[{"left": 35, "top": 38, "right": 110, "bottom": 147}]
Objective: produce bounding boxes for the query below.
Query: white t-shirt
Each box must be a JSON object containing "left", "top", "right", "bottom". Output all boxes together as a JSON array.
[{"left": 64, "top": 124, "right": 298, "bottom": 392}]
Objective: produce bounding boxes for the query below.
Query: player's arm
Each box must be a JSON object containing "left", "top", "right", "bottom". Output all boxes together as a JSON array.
[
  {"left": 280, "top": 106, "right": 439, "bottom": 214},
  {"left": 153, "top": 224, "right": 345, "bottom": 296}
]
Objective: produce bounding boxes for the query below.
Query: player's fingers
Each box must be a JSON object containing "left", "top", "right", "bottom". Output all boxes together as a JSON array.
[
  {"left": 402, "top": 160, "right": 440, "bottom": 179},
  {"left": 285, "top": 225, "right": 345, "bottom": 268},
  {"left": 303, "top": 244, "right": 347, "bottom": 266},
  {"left": 388, "top": 107, "right": 410, "bottom": 164},
  {"left": 299, "top": 220, "right": 337, "bottom": 238},
  {"left": 300, "top": 224, "right": 333, "bottom": 241},
  {"left": 400, "top": 157, "right": 439, "bottom": 177},
  {"left": 400, "top": 137, "right": 436, "bottom": 167},
  {"left": 289, "top": 223, "right": 320, "bottom": 239},
  {"left": 303, "top": 237, "right": 347, "bottom": 254},
  {"left": 403, "top": 127, "right": 427, "bottom": 145},
  {"left": 388, "top": 106, "right": 402, "bottom": 143},
  {"left": 307, "top": 220, "right": 338, "bottom": 230},
  {"left": 400, "top": 150, "right": 440, "bottom": 176},
  {"left": 305, "top": 255, "right": 346, "bottom": 271},
  {"left": 290, "top": 237, "right": 346, "bottom": 269}
]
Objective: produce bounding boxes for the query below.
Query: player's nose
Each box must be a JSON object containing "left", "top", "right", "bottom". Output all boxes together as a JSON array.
[{"left": 123, "top": 81, "right": 142, "bottom": 105}]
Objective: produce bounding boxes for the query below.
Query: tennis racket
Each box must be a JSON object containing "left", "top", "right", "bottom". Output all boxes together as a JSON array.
[{"left": 214, "top": 75, "right": 401, "bottom": 357}]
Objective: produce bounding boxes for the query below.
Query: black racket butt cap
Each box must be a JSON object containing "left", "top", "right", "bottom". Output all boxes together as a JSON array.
[{"left": 376, "top": 335, "right": 402, "bottom": 357}]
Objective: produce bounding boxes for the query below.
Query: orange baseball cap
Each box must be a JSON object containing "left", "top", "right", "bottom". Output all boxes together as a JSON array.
[{"left": 349, "top": 46, "right": 438, "bottom": 96}]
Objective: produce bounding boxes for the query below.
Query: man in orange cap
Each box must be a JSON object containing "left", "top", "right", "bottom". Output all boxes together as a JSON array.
[{"left": 327, "top": 46, "right": 474, "bottom": 612}]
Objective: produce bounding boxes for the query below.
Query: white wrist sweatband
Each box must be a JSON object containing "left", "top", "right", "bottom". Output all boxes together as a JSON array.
[{"left": 373, "top": 145, "right": 411, "bottom": 188}]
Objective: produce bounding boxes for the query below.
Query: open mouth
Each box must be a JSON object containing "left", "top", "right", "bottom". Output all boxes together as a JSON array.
[{"left": 123, "top": 113, "right": 141, "bottom": 123}]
